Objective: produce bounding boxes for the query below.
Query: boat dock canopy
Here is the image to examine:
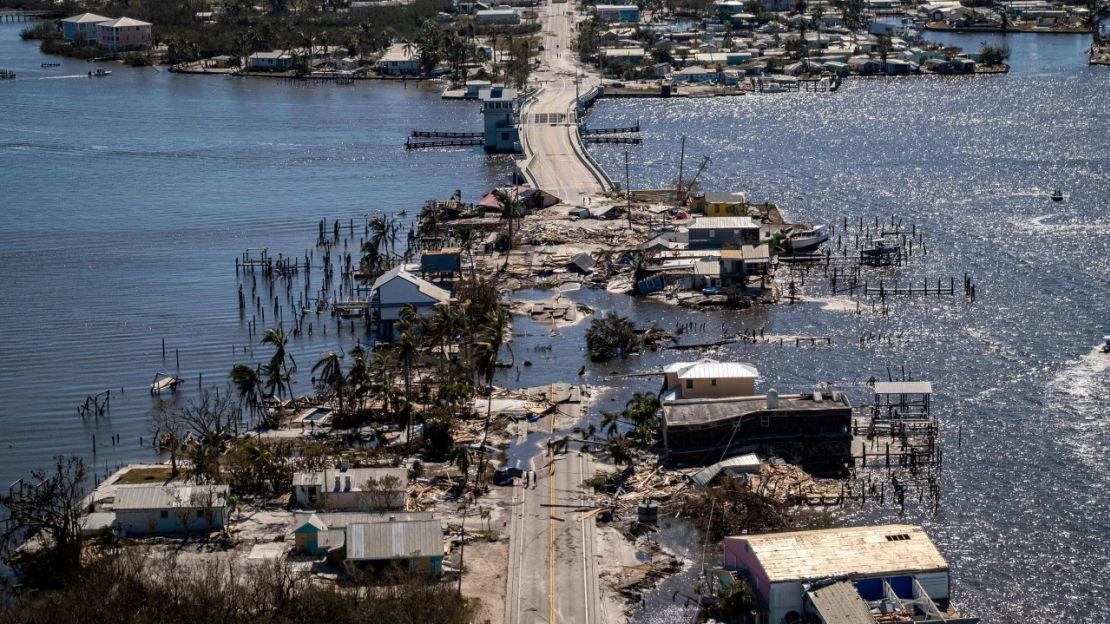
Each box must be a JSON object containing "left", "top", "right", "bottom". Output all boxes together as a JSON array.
[{"left": 873, "top": 381, "right": 933, "bottom": 395}]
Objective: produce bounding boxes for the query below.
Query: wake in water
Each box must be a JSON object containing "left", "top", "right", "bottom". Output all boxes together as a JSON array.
[{"left": 1047, "top": 345, "right": 1110, "bottom": 473}]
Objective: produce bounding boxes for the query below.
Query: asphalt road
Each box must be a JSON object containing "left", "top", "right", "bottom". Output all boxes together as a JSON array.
[
  {"left": 519, "top": 0, "right": 609, "bottom": 205},
  {"left": 504, "top": 397, "right": 602, "bottom": 624}
]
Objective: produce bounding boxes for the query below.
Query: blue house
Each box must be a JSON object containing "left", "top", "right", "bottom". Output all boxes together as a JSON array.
[
  {"left": 480, "top": 86, "right": 520, "bottom": 153},
  {"left": 61, "top": 13, "right": 109, "bottom": 43},
  {"left": 113, "top": 484, "right": 228, "bottom": 536}
]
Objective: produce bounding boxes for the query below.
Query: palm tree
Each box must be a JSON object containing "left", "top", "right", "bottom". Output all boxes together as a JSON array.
[
  {"left": 261, "top": 326, "right": 296, "bottom": 399},
  {"left": 229, "top": 363, "right": 264, "bottom": 427},
  {"left": 495, "top": 188, "right": 522, "bottom": 265},
  {"left": 395, "top": 306, "right": 422, "bottom": 441},
  {"left": 346, "top": 344, "right": 371, "bottom": 412},
  {"left": 312, "top": 351, "right": 345, "bottom": 410}
]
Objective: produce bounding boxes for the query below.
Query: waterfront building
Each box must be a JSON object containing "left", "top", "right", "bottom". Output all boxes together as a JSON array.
[
  {"left": 369, "top": 266, "right": 452, "bottom": 339},
  {"left": 475, "top": 8, "right": 522, "bottom": 25},
  {"left": 692, "top": 191, "right": 749, "bottom": 216},
  {"left": 719, "top": 244, "right": 771, "bottom": 283},
  {"left": 247, "top": 50, "right": 294, "bottom": 72},
  {"left": 293, "top": 466, "right": 408, "bottom": 511},
  {"left": 673, "top": 65, "right": 720, "bottom": 83},
  {"left": 594, "top": 4, "right": 640, "bottom": 23},
  {"left": 722, "top": 525, "right": 975, "bottom": 624},
  {"left": 663, "top": 359, "right": 759, "bottom": 399},
  {"left": 601, "top": 47, "right": 647, "bottom": 64},
  {"left": 377, "top": 42, "right": 421, "bottom": 75},
  {"left": 113, "top": 484, "right": 228, "bottom": 536},
  {"left": 60, "top": 13, "right": 110, "bottom": 43},
  {"left": 95, "top": 17, "right": 152, "bottom": 52},
  {"left": 480, "top": 86, "right": 520, "bottom": 152},
  {"left": 688, "top": 216, "right": 761, "bottom": 249}
]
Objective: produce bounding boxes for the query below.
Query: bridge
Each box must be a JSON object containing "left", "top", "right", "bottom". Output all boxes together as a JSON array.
[{"left": 516, "top": 1, "right": 613, "bottom": 205}]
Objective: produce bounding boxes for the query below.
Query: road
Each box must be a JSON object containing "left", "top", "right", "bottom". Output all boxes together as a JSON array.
[
  {"left": 504, "top": 395, "right": 602, "bottom": 624},
  {"left": 519, "top": 0, "right": 610, "bottom": 205}
]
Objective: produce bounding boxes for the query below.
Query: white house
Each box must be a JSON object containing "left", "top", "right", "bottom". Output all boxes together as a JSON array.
[
  {"left": 95, "top": 17, "right": 152, "bottom": 52},
  {"left": 377, "top": 42, "right": 421, "bottom": 75},
  {"left": 247, "top": 50, "right": 294, "bottom": 72},
  {"left": 293, "top": 466, "right": 408, "bottom": 511},
  {"left": 723, "top": 525, "right": 956, "bottom": 624},
  {"left": 61, "top": 13, "right": 110, "bottom": 43},
  {"left": 663, "top": 359, "right": 759, "bottom": 400},
  {"left": 475, "top": 8, "right": 521, "bottom": 25},
  {"left": 113, "top": 484, "right": 228, "bottom": 536},
  {"left": 370, "top": 266, "right": 451, "bottom": 339}
]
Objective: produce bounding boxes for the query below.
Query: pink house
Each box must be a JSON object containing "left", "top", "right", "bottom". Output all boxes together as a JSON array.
[{"left": 96, "top": 17, "right": 152, "bottom": 51}]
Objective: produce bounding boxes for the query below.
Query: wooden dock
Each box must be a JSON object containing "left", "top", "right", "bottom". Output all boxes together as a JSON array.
[{"left": 406, "top": 137, "right": 483, "bottom": 149}]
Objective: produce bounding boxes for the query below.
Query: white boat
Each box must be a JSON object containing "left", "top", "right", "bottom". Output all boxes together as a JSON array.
[
  {"left": 89, "top": 68, "right": 111, "bottom": 78},
  {"left": 784, "top": 225, "right": 829, "bottom": 253},
  {"left": 1102, "top": 335, "right": 1110, "bottom": 354}
]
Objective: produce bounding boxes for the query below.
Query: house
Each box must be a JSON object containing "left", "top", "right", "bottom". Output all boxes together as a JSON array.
[
  {"left": 692, "top": 191, "right": 749, "bottom": 216},
  {"left": 480, "top": 86, "right": 520, "bottom": 152},
  {"left": 61, "top": 13, "right": 109, "bottom": 43},
  {"left": 370, "top": 266, "right": 452, "bottom": 339},
  {"left": 673, "top": 65, "right": 719, "bottom": 83},
  {"left": 848, "top": 55, "right": 882, "bottom": 75},
  {"left": 113, "top": 484, "right": 228, "bottom": 536},
  {"left": 661, "top": 385, "right": 853, "bottom": 469},
  {"left": 293, "top": 466, "right": 408, "bottom": 511},
  {"left": 601, "top": 47, "right": 647, "bottom": 64},
  {"left": 292, "top": 511, "right": 433, "bottom": 554},
  {"left": 475, "top": 8, "right": 521, "bottom": 25},
  {"left": 720, "top": 244, "right": 770, "bottom": 284},
  {"left": 95, "top": 16, "right": 152, "bottom": 51},
  {"left": 594, "top": 4, "right": 640, "bottom": 23},
  {"left": 292, "top": 513, "right": 444, "bottom": 577},
  {"left": 248, "top": 50, "right": 294, "bottom": 72},
  {"left": 344, "top": 519, "right": 444, "bottom": 576},
  {"left": 688, "top": 216, "right": 761, "bottom": 249},
  {"left": 420, "top": 248, "right": 462, "bottom": 277},
  {"left": 723, "top": 525, "right": 974, "bottom": 624},
  {"left": 377, "top": 42, "right": 421, "bottom": 75},
  {"left": 663, "top": 358, "right": 759, "bottom": 400}
]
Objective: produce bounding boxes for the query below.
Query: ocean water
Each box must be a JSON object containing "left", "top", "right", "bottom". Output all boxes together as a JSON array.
[{"left": 2, "top": 22, "right": 1110, "bottom": 622}]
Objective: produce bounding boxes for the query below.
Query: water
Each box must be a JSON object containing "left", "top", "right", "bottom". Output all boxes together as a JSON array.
[
  {"left": 2, "top": 22, "right": 1109, "bottom": 622},
  {"left": 0, "top": 22, "right": 512, "bottom": 486}
]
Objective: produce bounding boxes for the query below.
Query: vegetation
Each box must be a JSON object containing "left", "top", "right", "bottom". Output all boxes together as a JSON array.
[
  {"left": 0, "top": 456, "right": 88, "bottom": 585},
  {"left": 978, "top": 43, "right": 1010, "bottom": 66},
  {"left": 584, "top": 312, "right": 672, "bottom": 362},
  {"left": 0, "top": 553, "right": 475, "bottom": 624}
]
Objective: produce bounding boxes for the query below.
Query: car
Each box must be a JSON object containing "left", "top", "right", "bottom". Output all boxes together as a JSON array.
[{"left": 702, "top": 287, "right": 720, "bottom": 296}]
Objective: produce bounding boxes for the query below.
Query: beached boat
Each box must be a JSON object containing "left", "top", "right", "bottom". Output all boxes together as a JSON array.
[
  {"left": 784, "top": 225, "right": 829, "bottom": 253},
  {"left": 150, "top": 372, "right": 182, "bottom": 394}
]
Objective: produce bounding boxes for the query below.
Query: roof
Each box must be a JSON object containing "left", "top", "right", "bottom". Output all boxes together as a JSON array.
[
  {"left": 98, "top": 16, "right": 151, "bottom": 27},
  {"left": 873, "top": 381, "right": 933, "bottom": 395},
  {"left": 293, "top": 511, "right": 434, "bottom": 530},
  {"left": 694, "top": 260, "right": 720, "bottom": 277},
  {"left": 806, "top": 582, "right": 876, "bottom": 624},
  {"left": 346, "top": 519, "right": 443, "bottom": 561},
  {"left": 595, "top": 4, "right": 638, "bottom": 9},
  {"left": 690, "top": 216, "right": 758, "bottom": 230},
  {"left": 295, "top": 466, "right": 408, "bottom": 492},
  {"left": 741, "top": 243, "right": 770, "bottom": 261},
  {"left": 704, "top": 192, "right": 748, "bottom": 204},
  {"left": 62, "top": 12, "right": 110, "bottom": 23},
  {"left": 664, "top": 359, "right": 758, "bottom": 380},
  {"left": 568, "top": 252, "right": 596, "bottom": 272},
  {"left": 476, "top": 8, "right": 519, "bottom": 15},
  {"left": 480, "top": 86, "right": 519, "bottom": 101},
  {"left": 114, "top": 485, "right": 228, "bottom": 511},
  {"left": 730, "top": 524, "right": 948, "bottom": 583},
  {"left": 691, "top": 453, "right": 761, "bottom": 488},
  {"left": 371, "top": 266, "right": 451, "bottom": 304},
  {"left": 250, "top": 50, "right": 291, "bottom": 60},
  {"left": 663, "top": 392, "right": 850, "bottom": 428},
  {"left": 380, "top": 43, "right": 418, "bottom": 63},
  {"left": 601, "top": 47, "right": 646, "bottom": 57}
]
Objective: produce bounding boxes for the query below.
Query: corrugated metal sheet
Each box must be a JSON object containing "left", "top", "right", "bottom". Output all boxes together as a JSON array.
[
  {"left": 663, "top": 393, "right": 850, "bottom": 428},
  {"left": 689, "top": 216, "right": 758, "bottom": 230},
  {"left": 114, "top": 485, "right": 228, "bottom": 510},
  {"left": 730, "top": 524, "right": 948, "bottom": 583},
  {"left": 691, "top": 453, "right": 761, "bottom": 488},
  {"left": 293, "top": 511, "right": 434, "bottom": 530},
  {"left": 665, "top": 359, "right": 758, "bottom": 380},
  {"left": 346, "top": 519, "right": 443, "bottom": 561},
  {"left": 806, "top": 581, "right": 876, "bottom": 624},
  {"left": 873, "top": 381, "right": 933, "bottom": 395}
]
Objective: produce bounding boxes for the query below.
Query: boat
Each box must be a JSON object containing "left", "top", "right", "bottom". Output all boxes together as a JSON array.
[
  {"left": 1102, "top": 335, "right": 1110, "bottom": 354},
  {"left": 784, "top": 225, "right": 830, "bottom": 253},
  {"left": 41, "top": 62, "right": 60, "bottom": 68},
  {"left": 1051, "top": 188, "right": 1064, "bottom": 202},
  {"left": 88, "top": 68, "right": 111, "bottom": 78},
  {"left": 150, "top": 372, "right": 182, "bottom": 395}
]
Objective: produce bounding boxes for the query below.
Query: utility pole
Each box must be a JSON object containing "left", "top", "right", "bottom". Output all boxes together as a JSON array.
[
  {"left": 625, "top": 150, "right": 633, "bottom": 230},
  {"left": 676, "top": 135, "right": 686, "bottom": 206}
]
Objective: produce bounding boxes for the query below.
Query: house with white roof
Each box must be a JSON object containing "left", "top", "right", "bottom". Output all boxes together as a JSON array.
[
  {"left": 663, "top": 358, "right": 759, "bottom": 400},
  {"left": 96, "top": 17, "right": 152, "bottom": 51},
  {"left": 475, "top": 8, "right": 521, "bottom": 25},
  {"left": 293, "top": 465, "right": 408, "bottom": 511},
  {"left": 369, "top": 266, "right": 451, "bottom": 339},
  {"left": 248, "top": 50, "right": 294, "bottom": 72},
  {"left": 113, "top": 484, "right": 228, "bottom": 536},
  {"left": 723, "top": 524, "right": 972, "bottom": 624},
  {"left": 61, "top": 13, "right": 110, "bottom": 43},
  {"left": 688, "top": 215, "right": 761, "bottom": 249},
  {"left": 377, "top": 42, "right": 421, "bottom": 75}
]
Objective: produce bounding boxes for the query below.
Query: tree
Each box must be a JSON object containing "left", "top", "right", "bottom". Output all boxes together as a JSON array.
[
  {"left": 495, "top": 188, "right": 522, "bottom": 261},
  {"left": 0, "top": 456, "right": 88, "bottom": 580},
  {"left": 261, "top": 326, "right": 296, "bottom": 399},
  {"left": 312, "top": 351, "right": 346, "bottom": 409},
  {"left": 229, "top": 363, "right": 265, "bottom": 429},
  {"left": 361, "top": 474, "right": 403, "bottom": 511},
  {"left": 876, "top": 34, "right": 892, "bottom": 69},
  {"left": 150, "top": 401, "right": 186, "bottom": 478},
  {"left": 978, "top": 43, "right": 1009, "bottom": 66},
  {"left": 584, "top": 312, "right": 640, "bottom": 362},
  {"left": 155, "top": 389, "right": 239, "bottom": 483},
  {"left": 473, "top": 308, "right": 510, "bottom": 486}
]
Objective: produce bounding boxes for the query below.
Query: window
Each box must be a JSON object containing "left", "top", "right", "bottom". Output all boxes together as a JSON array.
[
  {"left": 159, "top": 510, "right": 168, "bottom": 519},
  {"left": 196, "top": 510, "right": 204, "bottom": 518},
  {"left": 760, "top": 414, "right": 770, "bottom": 427},
  {"left": 685, "top": 379, "right": 693, "bottom": 389},
  {"left": 711, "top": 379, "right": 717, "bottom": 386},
  {"left": 885, "top": 533, "right": 911, "bottom": 541}
]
